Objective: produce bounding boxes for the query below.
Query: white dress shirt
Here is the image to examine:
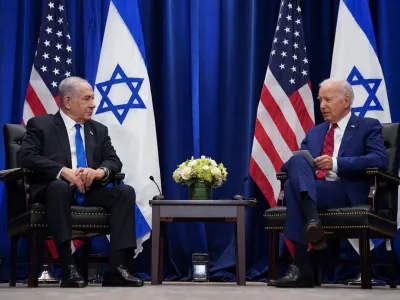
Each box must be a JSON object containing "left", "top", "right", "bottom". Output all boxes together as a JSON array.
[
  {"left": 56, "top": 110, "right": 86, "bottom": 179},
  {"left": 56, "top": 110, "right": 109, "bottom": 182},
  {"left": 325, "top": 111, "right": 351, "bottom": 181}
]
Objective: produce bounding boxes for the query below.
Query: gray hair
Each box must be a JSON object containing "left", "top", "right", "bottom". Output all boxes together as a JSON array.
[
  {"left": 319, "top": 78, "right": 354, "bottom": 106},
  {"left": 58, "top": 76, "right": 88, "bottom": 107}
]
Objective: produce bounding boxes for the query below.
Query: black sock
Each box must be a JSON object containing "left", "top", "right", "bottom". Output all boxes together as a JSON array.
[
  {"left": 294, "top": 242, "right": 311, "bottom": 273},
  {"left": 109, "top": 249, "right": 126, "bottom": 271},
  {"left": 300, "top": 192, "right": 319, "bottom": 222},
  {"left": 57, "top": 241, "right": 74, "bottom": 275}
]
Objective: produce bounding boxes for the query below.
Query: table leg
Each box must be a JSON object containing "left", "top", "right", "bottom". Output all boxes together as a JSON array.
[
  {"left": 235, "top": 206, "right": 246, "bottom": 286},
  {"left": 158, "top": 222, "right": 165, "bottom": 284},
  {"left": 151, "top": 206, "right": 161, "bottom": 285}
]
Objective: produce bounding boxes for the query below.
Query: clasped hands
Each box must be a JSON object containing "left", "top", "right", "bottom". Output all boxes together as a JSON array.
[
  {"left": 61, "top": 167, "right": 105, "bottom": 193},
  {"left": 313, "top": 155, "right": 333, "bottom": 171}
]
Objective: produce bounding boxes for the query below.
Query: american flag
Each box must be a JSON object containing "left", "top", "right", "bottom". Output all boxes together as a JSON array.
[
  {"left": 22, "top": 0, "right": 83, "bottom": 258},
  {"left": 250, "top": 0, "right": 314, "bottom": 224}
]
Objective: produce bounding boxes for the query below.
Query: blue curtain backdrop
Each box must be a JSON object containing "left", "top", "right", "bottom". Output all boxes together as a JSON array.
[{"left": 1, "top": 0, "right": 400, "bottom": 282}]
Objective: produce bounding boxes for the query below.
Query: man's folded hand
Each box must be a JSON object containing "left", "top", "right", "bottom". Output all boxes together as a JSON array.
[
  {"left": 60, "top": 167, "right": 85, "bottom": 193},
  {"left": 75, "top": 168, "right": 105, "bottom": 187},
  {"left": 314, "top": 155, "right": 333, "bottom": 170}
]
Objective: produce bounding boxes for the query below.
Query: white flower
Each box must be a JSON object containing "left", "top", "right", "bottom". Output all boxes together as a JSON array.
[
  {"left": 211, "top": 167, "right": 221, "bottom": 177},
  {"left": 173, "top": 170, "right": 180, "bottom": 182},
  {"left": 210, "top": 159, "right": 217, "bottom": 166},
  {"left": 202, "top": 165, "right": 210, "bottom": 171},
  {"left": 201, "top": 155, "right": 205, "bottom": 159},
  {"left": 179, "top": 162, "right": 186, "bottom": 168},
  {"left": 188, "top": 160, "right": 197, "bottom": 167},
  {"left": 181, "top": 166, "right": 192, "bottom": 180}
]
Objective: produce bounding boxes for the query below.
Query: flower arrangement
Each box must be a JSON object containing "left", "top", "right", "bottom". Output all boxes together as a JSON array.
[{"left": 173, "top": 156, "right": 228, "bottom": 188}]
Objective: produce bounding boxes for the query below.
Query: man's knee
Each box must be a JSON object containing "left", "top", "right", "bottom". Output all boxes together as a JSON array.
[
  {"left": 44, "top": 181, "right": 72, "bottom": 210},
  {"left": 46, "top": 180, "right": 71, "bottom": 194},
  {"left": 284, "top": 179, "right": 291, "bottom": 192},
  {"left": 118, "top": 184, "right": 136, "bottom": 202},
  {"left": 288, "top": 155, "right": 308, "bottom": 168}
]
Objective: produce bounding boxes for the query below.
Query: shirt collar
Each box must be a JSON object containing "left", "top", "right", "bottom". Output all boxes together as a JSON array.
[
  {"left": 59, "top": 109, "right": 84, "bottom": 131},
  {"left": 332, "top": 111, "right": 351, "bottom": 131}
]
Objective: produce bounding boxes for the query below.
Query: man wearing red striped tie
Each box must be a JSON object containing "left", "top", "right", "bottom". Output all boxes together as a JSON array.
[{"left": 269, "top": 79, "right": 388, "bottom": 288}]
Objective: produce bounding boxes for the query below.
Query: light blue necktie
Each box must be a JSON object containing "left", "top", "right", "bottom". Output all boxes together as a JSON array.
[{"left": 75, "top": 124, "right": 87, "bottom": 204}]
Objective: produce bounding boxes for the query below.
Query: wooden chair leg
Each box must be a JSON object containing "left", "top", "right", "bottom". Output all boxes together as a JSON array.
[
  {"left": 389, "top": 238, "right": 397, "bottom": 289},
  {"left": 82, "top": 242, "right": 91, "bottom": 284},
  {"left": 9, "top": 236, "right": 19, "bottom": 287},
  {"left": 28, "top": 229, "right": 43, "bottom": 288},
  {"left": 359, "top": 229, "right": 371, "bottom": 289},
  {"left": 314, "top": 251, "right": 323, "bottom": 286},
  {"left": 268, "top": 230, "right": 278, "bottom": 280}
]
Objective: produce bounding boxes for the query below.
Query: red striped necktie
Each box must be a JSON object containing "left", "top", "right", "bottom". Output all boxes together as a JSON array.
[{"left": 316, "top": 123, "right": 338, "bottom": 179}]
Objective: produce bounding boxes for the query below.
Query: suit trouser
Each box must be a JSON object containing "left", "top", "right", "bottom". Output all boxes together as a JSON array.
[
  {"left": 39, "top": 180, "right": 136, "bottom": 253},
  {"left": 283, "top": 155, "right": 351, "bottom": 245}
]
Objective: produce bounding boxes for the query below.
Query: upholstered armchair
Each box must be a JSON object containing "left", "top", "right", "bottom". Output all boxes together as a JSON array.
[
  {"left": 263, "top": 123, "right": 400, "bottom": 289},
  {"left": 0, "top": 124, "right": 125, "bottom": 287}
]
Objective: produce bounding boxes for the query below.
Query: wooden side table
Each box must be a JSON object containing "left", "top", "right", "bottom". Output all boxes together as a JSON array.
[{"left": 149, "top": 199, "right": 256, "bottom": 286}]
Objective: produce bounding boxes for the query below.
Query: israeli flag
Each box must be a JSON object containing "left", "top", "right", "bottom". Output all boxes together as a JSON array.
[
  {"left": 330, "top": 0, "right": 392, "bottom": 253},
  {"left": 92, "top": 0, "right": 161, "bottom": 256}
]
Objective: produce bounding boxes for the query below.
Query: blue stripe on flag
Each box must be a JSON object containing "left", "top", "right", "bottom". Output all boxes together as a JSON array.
[
  {"left": 343, "top": 0, "right": 378, "bottom": 55},
  {"left": 135, "top": 203, "right": 151, "bottom": 238},
  {"left": 371, "top": 238, "right": 384, "bottom": 249},
  {"left": 112, "top": 0, "right": 148, "bottom": 66}
]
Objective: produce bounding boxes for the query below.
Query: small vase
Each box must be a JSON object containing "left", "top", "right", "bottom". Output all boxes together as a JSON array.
[{"left": 188, "top": 181, "right": 212, "bottom": 200}]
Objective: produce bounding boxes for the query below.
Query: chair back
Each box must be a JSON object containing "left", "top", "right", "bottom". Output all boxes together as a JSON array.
[
  {"left": 4, "top": 124, "right": 26, "bottom": 169},
  {"left": 377, "top": 123, "right": 400, "bottom": 222},
  {"left": 3, "top": 124, "right": 27, "bottom": 221}
]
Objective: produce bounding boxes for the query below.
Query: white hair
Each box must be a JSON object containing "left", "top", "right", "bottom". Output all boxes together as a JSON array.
[
  {"left": 319, "top": 78, "right": 354, "bottom": 106},
  {"left": 58, "top": 76, "right": 88, "bottom": 107}
]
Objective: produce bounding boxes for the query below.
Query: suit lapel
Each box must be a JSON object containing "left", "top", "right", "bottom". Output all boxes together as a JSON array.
[
  {"left": 54, "top": 112, "right": 72, "bottom": 168},
  {"left": 84, "top": 122, "right": 94, "bottom": 168},
  {"left": 338, "top": 113, "right": 359, "bottom": 157}
]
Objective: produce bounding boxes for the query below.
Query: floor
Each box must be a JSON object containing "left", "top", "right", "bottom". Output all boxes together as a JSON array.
[{"left": 0, "top": 282, "right": 398, "bottom": 300}]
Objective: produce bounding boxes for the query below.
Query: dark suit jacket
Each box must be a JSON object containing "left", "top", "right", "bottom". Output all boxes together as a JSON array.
[
  {"left": 19, "top": 111, "right": 122, "bottom": 201},
  {"left": 282, "top": 113, "right": 388, "bottom": 205}
]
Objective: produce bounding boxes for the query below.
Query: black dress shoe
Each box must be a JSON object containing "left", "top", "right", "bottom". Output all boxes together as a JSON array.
[
  {"left": 268, "top": 265, "right": 314, "bottom": 288},
  {"left": 304, "top": 219, "right": 324, "bottom": 243},
  {"left": 60, "top": 264, "right": 86, "bottom": 288},
  {"left": 102, "top": 265, "right": 144, "bottom": 287}
]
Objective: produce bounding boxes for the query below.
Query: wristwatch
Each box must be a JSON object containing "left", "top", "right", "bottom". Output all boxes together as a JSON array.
[{"left": 100, "top": 167, "right": 109, "bottom": 181}]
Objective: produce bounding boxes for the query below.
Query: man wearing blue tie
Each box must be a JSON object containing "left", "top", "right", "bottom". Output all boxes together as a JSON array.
[
  {"left": 19, "top": 77, "right": 143, "bottom": 288},
  {"left": 269, "top": 79, "right": 388, "bottom": 288}
]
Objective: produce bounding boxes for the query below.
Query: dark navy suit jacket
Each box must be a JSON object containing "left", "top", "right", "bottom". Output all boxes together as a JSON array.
[
  {"left": 19, "top": 111, "right": 122, "bottom": 202},
  {"left": 282, "top": 113, "right": 388, "bottom": 205}
]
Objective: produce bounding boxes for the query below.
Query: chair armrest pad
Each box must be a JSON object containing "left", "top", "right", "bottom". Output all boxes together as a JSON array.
[
  {"left": 366, "top": 168, "right": 400, "bottom": 185},
  {"left": 0, "top": 168, "right": 34, "bottom": 184},
  {"left": 114, "top": 172, "right": 125, "bottom": 180},
  {"left": 276, "top": 172, "right": 288, "bottom": 181}
]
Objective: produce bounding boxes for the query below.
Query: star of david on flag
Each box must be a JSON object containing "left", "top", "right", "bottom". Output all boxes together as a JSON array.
[
  {"left": 96, "top": 64, "right": 146, "bottom": 125},
  {"left": 347, "top": 66, "right": 383, "bottom": 117}
]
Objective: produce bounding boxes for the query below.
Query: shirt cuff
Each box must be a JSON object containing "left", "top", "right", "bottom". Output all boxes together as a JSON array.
[
  {"left": 56, "top": 167, "right": 64, "bottom": 180},
  {"left": 332, "top": 157, "right": 338, "bottom": 173}
]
